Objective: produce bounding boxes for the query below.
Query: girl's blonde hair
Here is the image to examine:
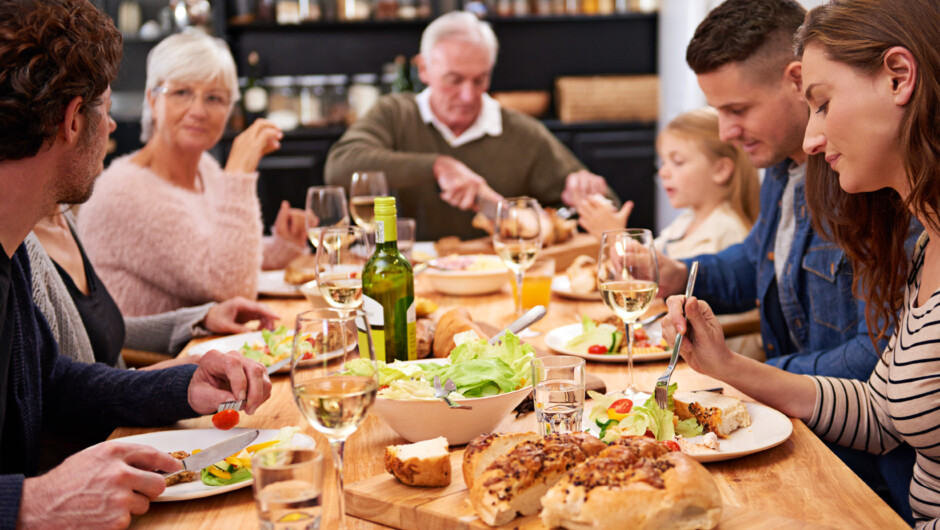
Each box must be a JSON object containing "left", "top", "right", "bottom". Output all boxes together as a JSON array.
[{"left": 659, "top": 108, "right": 760, "bottom": 227}]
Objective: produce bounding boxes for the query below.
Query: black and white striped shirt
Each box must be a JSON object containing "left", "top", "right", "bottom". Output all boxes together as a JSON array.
[{"left": 808, "top": 233, "right": 940, "bottom": 529}]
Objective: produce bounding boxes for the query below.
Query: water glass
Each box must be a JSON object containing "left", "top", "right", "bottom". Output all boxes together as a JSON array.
[
  {"left": 531, "top": 356, "right": 585, "bottom": 435},
  {"left": 252, "top": 447, "right": 325, "bottom": 530}
]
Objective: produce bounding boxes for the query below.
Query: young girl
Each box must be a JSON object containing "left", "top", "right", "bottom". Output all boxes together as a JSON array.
[
  {"left": 664, "top": 1, "right": 940, "bottom": 527},
  {"left": 577, "top": 108, "right": 760, "bottom": 259}
]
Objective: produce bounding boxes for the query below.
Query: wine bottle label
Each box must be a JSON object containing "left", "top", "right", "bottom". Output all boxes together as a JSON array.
[
  {"left": 357, "top": 294, "right": 416, "bottom": 362},
  {"left": 244, "top": 86, "right": 268, "bottom": 113},
  {"left": 406, "top": 299, "right": 416, "bottom": 361},
  {"left": 357, "top": 295, "right": 385, "bottom": 361}
]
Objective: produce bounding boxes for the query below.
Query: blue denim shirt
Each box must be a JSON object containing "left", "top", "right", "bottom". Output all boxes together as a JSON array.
[{"left": 682, "top": 160, "right": 883, "bottom": 380}]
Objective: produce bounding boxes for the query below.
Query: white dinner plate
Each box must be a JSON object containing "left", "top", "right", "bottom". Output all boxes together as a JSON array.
[
  {"left": 545, "top": 322, "right": 670, "bottom": 363},
  {"left": 187, "top": 331, "right": 352, "bottom": 373},
  {"left": 114, "top": 428, "right": 315, "bottom": 501},
  {"left": 257, "top": 270, "right": 303, "bottom": 298},
  {"left": 551, "top": 275, "right": 601, "bottom": 301},
  {"left": 585, "top": 393, "right": 793, "bottom": 463}
]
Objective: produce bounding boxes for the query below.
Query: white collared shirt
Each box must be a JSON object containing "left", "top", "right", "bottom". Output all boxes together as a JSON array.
[{"left": 415, "top": 88, "right": 503, "bottom": 147}]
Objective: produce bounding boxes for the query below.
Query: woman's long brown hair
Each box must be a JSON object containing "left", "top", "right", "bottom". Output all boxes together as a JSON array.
[{"left": 797, "top": 0, "right": 940, "bottom": 347}]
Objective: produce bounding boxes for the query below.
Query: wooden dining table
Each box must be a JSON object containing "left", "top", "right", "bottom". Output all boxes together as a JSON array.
[{"left": 111, "top": 273, "right": 910, "bottom": 529}]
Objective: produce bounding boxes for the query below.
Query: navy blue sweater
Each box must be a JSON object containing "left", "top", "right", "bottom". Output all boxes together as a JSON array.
[{"left": 0, "top": 243, "right": 199, "bottom": 527}]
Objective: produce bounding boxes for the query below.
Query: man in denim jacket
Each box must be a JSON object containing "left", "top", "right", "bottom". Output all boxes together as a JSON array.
[
  {"left": 654, "top": 0, "right": 918, "bottom": 520},
  {"left": 659, "top": 0, "right": 889, "bottom": 381}
]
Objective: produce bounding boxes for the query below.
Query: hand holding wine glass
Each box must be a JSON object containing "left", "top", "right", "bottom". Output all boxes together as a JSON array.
[
  {"left": 305, "top": 185, "right": 349, "bottom": 249},
  {"left": 597, "top": 229, "right": 659, "bottom": 395},
  {"left": 290, "top": 308, "right": 377, "bottom": 528},
  {"left": 349, "top": 171, "right": 388, "bottom": 232},
  {"left": 493, "top": 197, "right": 543, "bottom": 316},
  {"left": 316, "top": 226, "right": 372, "bottom": 316}
]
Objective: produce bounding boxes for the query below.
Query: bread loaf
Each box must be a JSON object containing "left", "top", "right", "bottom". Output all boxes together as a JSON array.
[
  {"left": 283, "top": 255, "right": 318, "bottom": 285},
  {"left": 565, "top": 255, "right": 597, "bottom": 294},
  {"left": 468, "top": 432, "right": 606, "bottom": 526},
  {"left": 540, "top": 437, "right": 722, "bottom": 530},
  {"left": 673, "top": 391, "right": 751, "bottom": 438},
  {"left": 384, "top": 437, "right": 451, "bottom": 487},
  {"left": 432, "top": 307, "right": 487, "bottom": 358},
  {"left": 462, "top": 432, "right": 539, "bottom": 490}
]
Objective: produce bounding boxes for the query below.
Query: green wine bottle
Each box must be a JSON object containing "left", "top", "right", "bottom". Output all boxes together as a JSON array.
[{"left": 359, "top": 196, "right": 416, "bottom": 362}]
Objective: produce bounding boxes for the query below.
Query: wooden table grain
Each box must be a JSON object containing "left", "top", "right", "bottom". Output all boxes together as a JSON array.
[{"left": 111, "top": 277, "right": 908, "bottom": 529}]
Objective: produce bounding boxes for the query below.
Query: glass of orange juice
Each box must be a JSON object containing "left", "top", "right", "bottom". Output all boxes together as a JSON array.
[{"left": 512, "top": 257, "right": 555, "bottom": 311}]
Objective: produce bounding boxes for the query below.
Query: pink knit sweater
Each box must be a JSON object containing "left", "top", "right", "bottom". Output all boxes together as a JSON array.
[{"left": 78, "top": 152, "right": 305, "bottom": 316}]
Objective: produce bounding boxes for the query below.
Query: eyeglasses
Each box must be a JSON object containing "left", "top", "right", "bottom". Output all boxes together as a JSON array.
[{"left": 153, "top": 85, "right": 232, "bottom": 112}]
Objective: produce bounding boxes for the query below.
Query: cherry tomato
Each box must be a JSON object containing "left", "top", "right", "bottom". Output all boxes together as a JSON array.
[
  {"left": 587, "top": 344, "right": 608, "bottom": 354},
  {"left": 606, "top": 398, "right": 634, "bottom": 421},
  {"left": 644, "top": 429, "right": 655, "bottom": 438},
  {"left": 301, "top": 351, "right": 313, "bottom": 361},
  {"left": 610, "top": 398, "right": 633, "bottom": 414},
  {"left": 634, "top": 328, "right": 650, "bottom": 342},
  {"left": 664, "top": 440, "right": 681, "bottom": 452},
  {"left": 212, "top": 409, "right": 240, "bottom": 430}
]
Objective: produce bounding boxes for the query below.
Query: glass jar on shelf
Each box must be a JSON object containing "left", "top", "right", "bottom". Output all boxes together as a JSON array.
[
  {"left": 265, "top": 75, "right": 300, "bottom": 131},
  {"left": 298, "top": 75, "right": 328, "bottom": 128},
  {"left": 324, "top": 74, "right": 351, "bottom": 126},
  {"left": 375, "top": 0, "right": 398, "bottom": 19},
  {"left": 349, "top": 73, "right": 380, "bottom": 120},
  {"left": 396, "top": 0, "right": 416, "bottom": 19},
  {"left": 299, "top": 0, "right": 322, "bottom": 20},
  {"left": 339, "top": 0, "right": 370, "bottom": 20},
  {"left": 276, "top": 0, "right": 302, "bottom": 23}
]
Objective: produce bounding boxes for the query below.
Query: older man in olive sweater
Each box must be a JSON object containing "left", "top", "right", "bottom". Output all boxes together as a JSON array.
[{"left": 325, "top": 12, "right": 613, "bottom": 241}]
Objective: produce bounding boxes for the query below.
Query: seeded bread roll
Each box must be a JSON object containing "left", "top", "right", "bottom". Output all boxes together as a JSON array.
[
  {"left": 384, "top": 437, "right": 451, "bottom": 487},
  {"left": 462, "top": 432, "right": 540, "bottom": 490},
  {"left": 432, "top": 307, "right": 487, "bottom": 358},
  {"left": 540, "top": 438, "right": 722, "bottom": 530},
  {"left": 468, "top": 432, "right": 606, "bottom": 526}
]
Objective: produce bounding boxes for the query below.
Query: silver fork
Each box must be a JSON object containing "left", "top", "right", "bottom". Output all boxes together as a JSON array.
[
  {"left": 217, "top": 400, "right": 243, "bottom": 413},
  {"left": 555, "top": 206, "right": 576, "bottom": 220},
  {"left": 654, "top": 261, "right": 699, "bottom": 409},
  {"left": 433, "top": 376, "right": 472, "bottom": 410}
]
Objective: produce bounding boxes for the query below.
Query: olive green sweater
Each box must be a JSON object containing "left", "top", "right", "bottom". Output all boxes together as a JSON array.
[{"left": 324, "top": 93, "right": 586, "bottom": 240}]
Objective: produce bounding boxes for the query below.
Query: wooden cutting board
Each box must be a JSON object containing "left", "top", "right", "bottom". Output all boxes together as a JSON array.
[
  {"left": 345, "top": 449, "right": 827, "bottom": 529},
  {"left": 435, "top": 233, "right": 599, "bottom": 270}
]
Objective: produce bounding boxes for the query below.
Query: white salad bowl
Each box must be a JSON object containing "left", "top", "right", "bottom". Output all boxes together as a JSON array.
[
  {"left": 422, "top": 254, "right": 512, "bottom": 296},
  {"left": 372, "top": 384, "right": 531, "bottom": 445}
]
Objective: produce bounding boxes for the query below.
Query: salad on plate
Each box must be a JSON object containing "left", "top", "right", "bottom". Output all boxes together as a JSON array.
[
  {"left": 566, "top": 316, "right": 667, "bottom": 355},
  {"left": 587, "top": 385, "right": 703, "bottom": 449}
]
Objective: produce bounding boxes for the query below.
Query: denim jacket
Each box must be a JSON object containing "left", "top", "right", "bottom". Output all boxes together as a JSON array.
[{"left": 683, "top": 160, "right": 885, "bottom": 380}]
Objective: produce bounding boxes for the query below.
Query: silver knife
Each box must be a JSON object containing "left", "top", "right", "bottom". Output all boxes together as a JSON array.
[
  {"left": 487, "top": 305, "right": 547, "bottom": 345},
  {"left": 475, "top": 193, "right": 499, "bottom": 221},
  {"left": 162, "top": 429, "right": 260, "bottom": 478},
  {"left": 266, "top": 356, "right": 291, "bottom": 375}
]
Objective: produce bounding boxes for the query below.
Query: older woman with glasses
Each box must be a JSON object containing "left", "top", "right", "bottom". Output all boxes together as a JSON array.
[{"left": 78, "top": 31, "right": 308, "bottom": 316}]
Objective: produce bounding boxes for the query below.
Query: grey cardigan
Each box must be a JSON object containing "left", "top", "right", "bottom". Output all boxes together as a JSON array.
[{"left": 25, "top": 214, "right": 213, "bottom": 365}]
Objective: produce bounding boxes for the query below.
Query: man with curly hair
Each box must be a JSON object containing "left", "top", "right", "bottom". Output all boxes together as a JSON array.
[{"left": 0, "top": 1, "right": 272, "bottom": 527}]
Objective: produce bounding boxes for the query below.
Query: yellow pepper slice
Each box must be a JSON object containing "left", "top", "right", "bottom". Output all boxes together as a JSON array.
[
  {"left": 606, "top": 408, "right": 632, "bottom": 421},
  {"left": 247, "top": 440, "right": 279, "bottom": 453},
  {"left": 207, "top": 465, "right": 231, "bottom": 479}
]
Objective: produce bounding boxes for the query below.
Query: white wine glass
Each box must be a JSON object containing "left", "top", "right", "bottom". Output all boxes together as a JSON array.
[
  {"left": 316, "top": 226, "right": 372, "bottom": 317},
  {"left": 349, "top": 171, "right": 388, "bottom": 232},
  {"left": 493, "top": 197, "right": 543, "bottom": 317},
  {"left": 597, "top": 229, "right": 659, "bottom": 396},
  {"left": 306, "top": 185, "right": 349, "bottom": 249},
  {"left": 290, "top": 307, "right": 377, "bottom": 529}
]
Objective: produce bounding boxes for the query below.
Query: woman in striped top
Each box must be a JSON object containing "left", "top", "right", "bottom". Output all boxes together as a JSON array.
[{"left": 661, "top": 1, "right": 940, "bottom": 527}]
